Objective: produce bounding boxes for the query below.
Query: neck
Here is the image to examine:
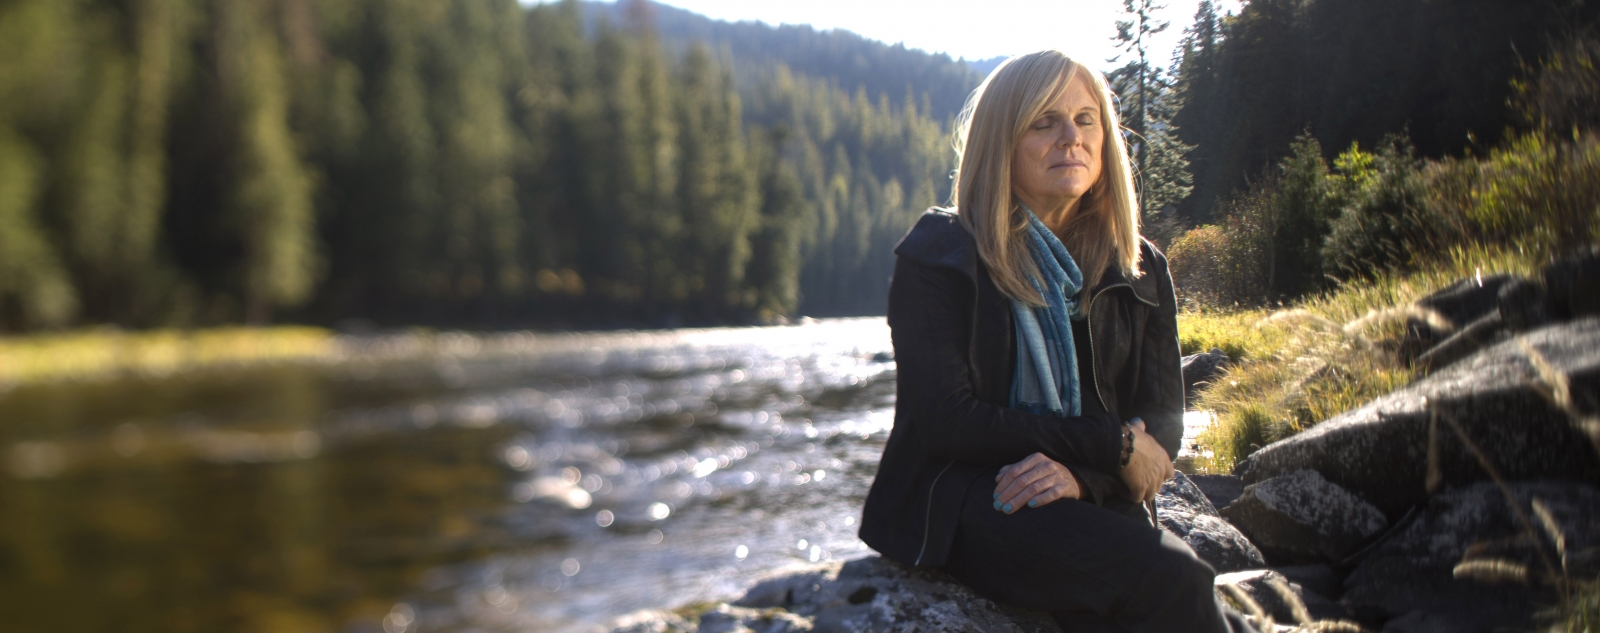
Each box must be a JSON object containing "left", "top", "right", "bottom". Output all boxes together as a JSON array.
[{"left": 1016, "top": 192, "right": 1082, "bottom": 239}]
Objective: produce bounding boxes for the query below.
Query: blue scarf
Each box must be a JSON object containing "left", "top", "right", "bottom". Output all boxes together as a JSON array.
[{"left": 1009, "top": 207, "right": 1086, "bottom": 417}]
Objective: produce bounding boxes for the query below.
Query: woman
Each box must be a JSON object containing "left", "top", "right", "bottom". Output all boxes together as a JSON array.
[{"left": 858, "top": 50, "right": 1254, "bottom": 632}]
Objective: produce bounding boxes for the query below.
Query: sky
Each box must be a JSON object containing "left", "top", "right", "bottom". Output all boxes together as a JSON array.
[{"left": 618, "top": 0, "right": 1243, "bottom": 72}]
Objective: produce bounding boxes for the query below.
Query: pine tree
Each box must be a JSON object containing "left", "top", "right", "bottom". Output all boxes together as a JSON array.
[
  {"left": 1110, "top": 0, "right": 1194, "bottom": 230},
  {"left": 1111, "top": 0, "right": 1171, "bottom": 178}
]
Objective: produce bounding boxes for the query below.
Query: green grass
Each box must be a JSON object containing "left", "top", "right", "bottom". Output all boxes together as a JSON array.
[
  {"left": 0, "top": 326, "right": 335, "bottom": 385},
  {"left": 1183, "top": 242, "right": 1545, "bottom": 472},
  {"left": 1564, "top": 576, "right": 1600, "bottom": 632}
]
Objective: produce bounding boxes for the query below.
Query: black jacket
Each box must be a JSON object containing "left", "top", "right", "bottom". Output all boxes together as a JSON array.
[{"left": 858, "top": 208, "right": 1185, "bottom": 568}]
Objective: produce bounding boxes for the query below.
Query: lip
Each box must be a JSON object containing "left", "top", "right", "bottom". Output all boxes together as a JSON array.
[{"left": 1049, "top": 160, "right": 1088, "bottom": 170}]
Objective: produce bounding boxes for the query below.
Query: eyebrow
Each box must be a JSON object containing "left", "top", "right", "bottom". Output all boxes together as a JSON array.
[{"left": 1038, "top": 105, "right": 1100, "bottom": 117}]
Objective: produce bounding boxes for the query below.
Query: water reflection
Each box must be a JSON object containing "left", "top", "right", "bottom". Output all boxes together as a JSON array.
[{"left": 0, "top": 319, "right": 896, "bottom": 632}]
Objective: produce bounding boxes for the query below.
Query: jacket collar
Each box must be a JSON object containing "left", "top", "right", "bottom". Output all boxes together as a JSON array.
[{"left": 895, "top": 208, "right": 1161, "bottom": 307}]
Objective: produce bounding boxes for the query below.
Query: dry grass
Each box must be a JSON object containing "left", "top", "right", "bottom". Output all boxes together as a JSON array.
[
  {"left": 1184, "top": 242, "right": 1545, "bottom": 472},
  {"left": 0, "top": 326, "right": 336, "bottom": 385}
]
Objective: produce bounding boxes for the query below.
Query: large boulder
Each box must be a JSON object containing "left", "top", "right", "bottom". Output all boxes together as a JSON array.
[
  {"left": 1342, "top": 480, "right": 1600, "bottom": 632},
  {"left": 1402, "top": 250, "right": 1600, "bottom": 368},
  {"left": 1157, "top": 471, "right": 1267, "bottom": 572},
  {"left": 1542, "top": 245, "right": 1600, "bottom": 321},
  {"left": 1182, "top": 348, "right": 1232, "bottom": 406},
  {"left": 607, "top": 556, "right": 1059, "bottom": 633},
  {"left": 1235, "top": 317, "right": 1600, "bottom": 518},
  {"left": 1189, "top": 473, "right": 1247, "bottom": 509},
  {"left": 1213, "top": 569, "right": 1351, "bottom": 625},
  {"left": 1220, "top": 469, "right": 1387, "bottom": 564}
]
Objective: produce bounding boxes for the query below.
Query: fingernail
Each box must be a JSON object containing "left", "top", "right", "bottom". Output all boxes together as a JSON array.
[
  {"left": 993, "top": 492, "right": 999, "bottom": 500},
  {"left": 1028, "top": 499, "right": 1037, "bottom": 507},
  {"left": 1002, "top": 503, "right": 1013, "bottom": 513},
  {"left": 993, "top": 500, "right": 1001, "bottom": 511}
]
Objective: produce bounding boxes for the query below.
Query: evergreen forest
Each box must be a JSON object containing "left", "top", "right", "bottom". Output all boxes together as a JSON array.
[
  {"left": 0, "top": 0, "right": 971, "bottom": 332},
  {"left": 4, "top": 0, "right": 1600, "bottom": 333},
  {"left": 1162, "top": 0, "right": 1600, "bottom": 304}
]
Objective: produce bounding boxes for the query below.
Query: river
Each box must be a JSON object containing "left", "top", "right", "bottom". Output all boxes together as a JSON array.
[{"left": 0, "top": 318, "right": 1210, "bottom": 632}]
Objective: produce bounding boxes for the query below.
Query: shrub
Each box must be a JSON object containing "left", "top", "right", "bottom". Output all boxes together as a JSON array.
[
  {"left": 1461, "top": 133, "right": 1600, "bottom": 256},
  {"left": 1168, "top": 132, "right": 1361, "bottom": 308},
  {"left": 1167, "top": 181, "right": 1278, "bottom": 307},
  {"left": 1512, "top": 32, "right": 1600, "bottom": 136},
  {"left": 1322, "top": 136, "right": 1465, "bottom": 281},
  {"left": 1168, "top": 224, "right": 1228, "bottom": 306}
]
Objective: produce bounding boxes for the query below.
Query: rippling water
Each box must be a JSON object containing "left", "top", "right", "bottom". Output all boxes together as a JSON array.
[
  {"left": 0, "top": 319, "right": 897, "bottom": 633},
  {"left": 0, "top": 318, "right": 1215, "bottom": 633}
]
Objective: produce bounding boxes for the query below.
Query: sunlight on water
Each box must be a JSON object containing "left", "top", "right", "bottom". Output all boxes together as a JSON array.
[{"left": 0, "top": 318, "right": 895, "bottom": 633}]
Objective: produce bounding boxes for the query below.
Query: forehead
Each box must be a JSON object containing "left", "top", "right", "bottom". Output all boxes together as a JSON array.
[{"left": 1044, "top": 72, "right": 1099, "bottom": 111}]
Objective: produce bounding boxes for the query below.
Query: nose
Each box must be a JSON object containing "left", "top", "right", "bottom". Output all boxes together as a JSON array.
[{"left": 1057, "top": 121, "right": 1081, "bottom": 148}]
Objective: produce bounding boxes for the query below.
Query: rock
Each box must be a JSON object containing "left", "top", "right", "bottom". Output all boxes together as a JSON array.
[
  {"left": 1403, "top": 251, "right": 1600, "bottom": 367},
  {"left": 1543, "top": 245, "right": 1600, "bottom": 321},
  {"left": 1380, "top": 610, "right": 1466, "bottom": 633},
  {"left": 1182, "top": 347, "right": 1232, "bottom": 406},
  {"left": 608, "top": 609, "right": 696, "bottom": 633},
  {"left": 1220, "top": 470, "right": 1387, "bottom": 564},
  {"left": 608, "top": 556, "right": 1059, "bottom": 633},
  {"left": 1413, "top": 277, "right": 1549, "bottom": 370},
  {"left": 1189, "top": 473, "right": 1246, "bottom": 510},
  {"left": 697, "top": 605, "right": 812, "bottom": 633},
  {"left": 1157, "top": 471, "right": 1266, "bottom": 572},
  {"left": 1216, "top": 569, "right": 1356, "bottom": 623},
  {"left": 1271, "top": 564, "right": 1342, "bottom": 600},
  {"left": 1212, "top": 568, "right": 1353, "bottom": 625},
  {"left": 1343, "top": 480, "right": 1600, "bottom": 632},
  {"left": 1235, "top": 317, "right": 1600, "bottom": 518}
]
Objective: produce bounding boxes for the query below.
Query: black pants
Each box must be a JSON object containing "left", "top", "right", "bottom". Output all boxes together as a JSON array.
[{"left": 943, "top": 471, "right": 1257, "bottom": 633}]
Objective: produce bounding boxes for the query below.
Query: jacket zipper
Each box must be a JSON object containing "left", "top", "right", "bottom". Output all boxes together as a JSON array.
[
  {"left": 1085, "top": 282, "right": 1160, "bottom": 528},
  {"left": 1082, "top": 283, "right": 1123, "bottom": 412},
  {"left": 913, "top": 461, "right": 955, "bottom": 566}
]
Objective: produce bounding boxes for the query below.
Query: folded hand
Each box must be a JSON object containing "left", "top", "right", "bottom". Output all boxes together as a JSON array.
[
  {"left": 993, "top": 452, "right": 1080, "bottom": 514},
  {"left": 1120, "top": 419, "right": 1174, "bottom": 503}
]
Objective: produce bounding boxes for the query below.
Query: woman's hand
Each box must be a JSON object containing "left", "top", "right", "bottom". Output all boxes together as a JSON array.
[
  {"left": 992, "top": 452, "right": 1080, "bottom": 513},
  {"left": 1120, "top": 419, "right": 1174, "bottom": 502}
]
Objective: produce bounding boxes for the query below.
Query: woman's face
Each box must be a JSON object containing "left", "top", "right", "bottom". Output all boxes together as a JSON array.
[{"left": 1011, "top": 72, "right": 1104, "bottom": 218}]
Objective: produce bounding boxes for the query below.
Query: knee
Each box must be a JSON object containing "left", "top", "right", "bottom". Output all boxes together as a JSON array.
[{"left": 1151, "top": 535, "right": 1217, "bottom": 596}]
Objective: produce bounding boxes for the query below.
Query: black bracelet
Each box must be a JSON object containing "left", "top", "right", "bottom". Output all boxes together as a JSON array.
[{"left": 1119, "top": 423, "right": 1136, "bottom": 468}]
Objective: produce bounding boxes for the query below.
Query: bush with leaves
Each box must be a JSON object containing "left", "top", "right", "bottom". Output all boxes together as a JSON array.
[
  {"left": 1512, "top": 31, "right": 1600, "bottom": 137},
  {"left": 1321, "top": 136, "right": 1464, "bottom": 281},
  {"left": 1451, "top": 133, "right": 1600, "bottom": 257}
]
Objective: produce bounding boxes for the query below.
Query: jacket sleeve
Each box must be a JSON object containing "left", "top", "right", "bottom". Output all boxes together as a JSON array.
[
  {"left": 888, "top": 255, "right": 1126, "bottom": 476},
  {"left": 1127, "top": 244, "right": 1185, "bottom": 461}
]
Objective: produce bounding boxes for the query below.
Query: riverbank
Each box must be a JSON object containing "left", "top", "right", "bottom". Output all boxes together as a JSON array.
[
  {"left": 0, "top": 326, "right": 335, "bottom": 386},
  {"left": 1179, "top": 242, "right": 1545, "bottom": 472},
  {"left": 605, "top": 252, "right": 1600, "bottom": 632},
  {"left": 0, "top": 318, "right": 844, "bottom": 389}
]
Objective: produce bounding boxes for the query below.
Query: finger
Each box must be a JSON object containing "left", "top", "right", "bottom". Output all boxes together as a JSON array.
[
  {"left": 1008, "top": 461, "right": 1080, "bottom": 511},
  {"left": 993, "top": 460, "right": 1029, "bottom": 505},
  {"left": 997, "top": 463, "right": 1053, "bottom": 510},
  {"left": 1013, "top": 471, "right": 1075, "bottom": 511},
  {"left": 994, "top": 453, "right": 1048, "bottom": 497},
  {"left": 1019, "top": 481, "right": 1065, "bottom": 509},
  {"left": 1000, "top": 461, "right": 1064, "bottom": 509},
  {"left": 1130, "top": 418, "right": 1146, "bottom": 432},
  {"left": 1029, "top": 467, "right": 1080, "bottom": 506}
]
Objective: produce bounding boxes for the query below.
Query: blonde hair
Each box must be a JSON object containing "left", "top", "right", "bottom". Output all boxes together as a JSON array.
[{"left": 951, "top": 49, "right": 1142, "bottom": 306}]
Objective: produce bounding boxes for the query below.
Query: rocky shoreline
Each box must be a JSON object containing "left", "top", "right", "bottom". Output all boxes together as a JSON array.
[{"left": 604, "top": 255, "right": 1600, "bottom": 633}]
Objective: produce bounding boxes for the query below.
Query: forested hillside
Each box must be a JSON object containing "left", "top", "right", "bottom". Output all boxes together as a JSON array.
[
  {"left": 0, "top": 0, "right": 978, "bottom": 332},
  {"left": 587, "top": 1, "right": 984, "bottom": 123},
  {"left": 1172, "top": 0, "right": 1600, "bottom": 223},
  {"left": 1164, "top": 0, "right": 1600, "bottom": 304}
]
